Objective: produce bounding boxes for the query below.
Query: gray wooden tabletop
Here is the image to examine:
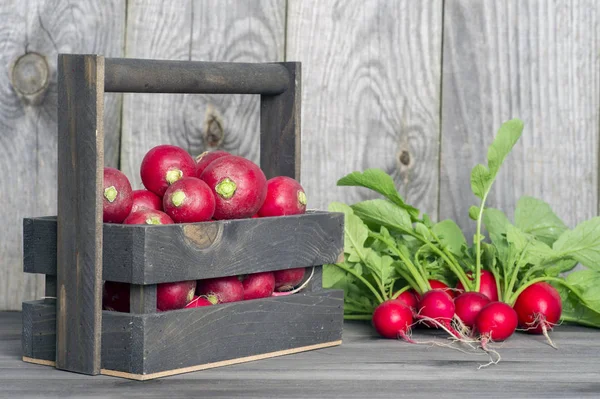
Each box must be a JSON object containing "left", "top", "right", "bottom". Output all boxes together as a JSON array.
[{"left": 2, "top": 311, "right": 600, "bottom": 398}]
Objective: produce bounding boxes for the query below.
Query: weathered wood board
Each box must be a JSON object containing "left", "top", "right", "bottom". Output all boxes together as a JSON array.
[
  {"left": 10, "top": 310, "right": 600, "bottom": 395},
  {"left": 22, "top": 289, "right": 343, "bottom": 379},
  {"left": 23, "top": 212, "right": 343, "bottom": 284},
  {"left": 4, "top": 1, "right": 600, "bottom": 313},
  {"left": 439, "top": 0, "right": 600, "bottom": 238},
  {"left": 260, "top": 62, "right": 302, "bottom": 180},
  {"left": 0, "top": 0, "right": 124, "bottom": 310},
  {"left": 286, "top": 0, "right": 443, "bottom": 215},
  {"left": 56, "top": 54, "right": 105, "bottom": 375},
  {"left": 120, "top": 0, "right": 286, "bottom": 191}
]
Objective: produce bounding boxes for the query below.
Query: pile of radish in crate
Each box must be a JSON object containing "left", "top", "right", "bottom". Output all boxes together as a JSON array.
[
  {"left": 102, "top": 145, "right": 309, "bottom": 313},
  {"left": 323, "top": 118, "right": 600, "bottom": 367}
]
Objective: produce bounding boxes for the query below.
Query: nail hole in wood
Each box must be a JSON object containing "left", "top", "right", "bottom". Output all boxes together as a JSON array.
[{"left": 399, "top": 150, "right": 411, "bottom": 166}]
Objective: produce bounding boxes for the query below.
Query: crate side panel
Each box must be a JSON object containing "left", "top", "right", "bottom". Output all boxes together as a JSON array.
[
  {"left": 141, "top": 289, "right": 343, "bottom": 374},
  {"left": 22, "top": 212, "right": 343, "bottom": 284},
  {"left": 138, "top": 211, "right": 343, "bottom": 284}
]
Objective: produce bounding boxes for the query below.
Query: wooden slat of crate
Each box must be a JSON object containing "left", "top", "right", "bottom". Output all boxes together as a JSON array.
[
  {"left": 22, "top": 289, "right": 343, "bottom": 380},
  {"left": 56, "top": 53, "right": 105, "bottom": 375},
  {"left": 23, "top": 211, "right": 343, "bottom": 284}
]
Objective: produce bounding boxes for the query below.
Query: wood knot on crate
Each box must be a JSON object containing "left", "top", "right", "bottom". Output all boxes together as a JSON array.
[{"left": 182, "top": 224, "right": 221, "bottom": 250}]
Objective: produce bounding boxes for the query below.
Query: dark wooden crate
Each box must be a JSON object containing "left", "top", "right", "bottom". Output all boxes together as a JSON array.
[
  {"left": 23, "top": 290, "right": 343, "bottom": 380},
  {"left": 21, "top": 54, "right": 345, "bottom": 380}
]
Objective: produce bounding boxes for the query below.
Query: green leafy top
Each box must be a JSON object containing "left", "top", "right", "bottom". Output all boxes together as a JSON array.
[
  {"left": 337, "top": 168, "right": 420, "bottom": 220},
  {"left": 515, "top": 196, "right": 568, "bottom": 246},
  {"left": 553, "top": 217, "right": 600, "bottom": 271},
  {"left": 470, "top": 119, "right": 524, "bottom": 200}
]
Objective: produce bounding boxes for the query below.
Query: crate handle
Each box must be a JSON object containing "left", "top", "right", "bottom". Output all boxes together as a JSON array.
[
  {"left": 55, "top": 54, "right": 301, "bottom": 375},
  {"left": 104, "top": 58, "right": 290, "bottom": 95}
]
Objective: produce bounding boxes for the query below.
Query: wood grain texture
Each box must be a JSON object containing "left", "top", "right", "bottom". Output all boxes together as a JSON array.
[
  {"left": 7, "top": 310, "right": 600, "bottom": 396},
  {"left": 120, "top": 0, "right": 285, "bottom": 191},
  {"left": 260, "top": 62, "right": 301, "bottom": 180},
  {"left": 137, "top": 289, "right": 343, "bottom": 375},
  {"left": 56, "top": 54, "right": 104, "bottom": 374},
  {"left": 21, "top": 290, "right": 344, "bottom": 377},
  {"left": 22, "top": 216, "right": 135, "bottom": 278},
  {"left": 439, "top": 0, "right": 600, "bottom": 238},
  {"left": 21, "top": 299, "right": 56, "bottom": 361},
  {"left": 129, "top": 284, "right": 157, "bottom": 314},
  {"left": 22, "top": 217, "right": 57, "bottom": 276},
  {"left": 0, "top": 0, "right": 124, "bottom": 311},
  {"left": 286, "top": 0, "right": 443, "bottom": 214},
  {"left": 101, "top": 341, "right": 342, "bottom": 381},
  {"left": 22, "top": 211, "right": 343, "bottom": 284}
]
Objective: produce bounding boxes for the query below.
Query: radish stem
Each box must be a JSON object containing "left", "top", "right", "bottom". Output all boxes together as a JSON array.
[
  {"left": 334, "top": 262, "right": 385, "bottom": 304},
  {"left": 391, "top": 286, "right": 411, "bottom": 300},
  {"left": 474, "top": 191, "right": 490, "bottom": 293},
  {"left": 507, "top": 276, "right": 587, "bottom": 307},
  {"left": 369, "top": 231, "right": 429, "bottom": 294}
]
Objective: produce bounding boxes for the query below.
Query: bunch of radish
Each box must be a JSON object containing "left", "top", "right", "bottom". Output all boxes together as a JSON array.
[
  {"left": 101, "top": 144, "right": 310, "bottom": 313},
  {"left": 103, "top": 144, "right": 308, "bottom": 225},
  {"left": 372, "top": 274, "right": 562, "bottom": 354}
]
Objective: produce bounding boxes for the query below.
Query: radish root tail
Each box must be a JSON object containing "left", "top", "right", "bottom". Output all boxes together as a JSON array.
[
  {"left": 542, "top": 323, "right": 558, "bottom": 350},
  {"left": 518, "top": 313, "right": 559, "bottom": 349},
  {"left": 477, "top": 337, "right": 502, "bottom": 369}
]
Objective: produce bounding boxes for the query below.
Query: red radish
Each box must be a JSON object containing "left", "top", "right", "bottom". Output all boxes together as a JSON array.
[
  {"left": 163, "top": 177, "right": 216, "bottom": 223},
  {"left": 429, "top": 280, "right": 457, "bottom": 298},
  {"left": 242, "top": 272, "right": 276, "bottom": 300},
  {"left": 140, "top": 144, "right": 196, "bottom": 197},
  {"left": 257, "top": 176, "right": 307, "bottom": 217},
  {"left": 102, "top": 281, "right": 130, "bottom": 313},
  {"left": 184, "top": 296, "right": 215, "bottom": 308},
  {"left": 415, "top": 289, "right": 460, "bottom": 337},
  {"left": 475, "top": 301, "right": 518, "bottom": 342},
  {"left": 274, "top": 268, "right": 306, "bottom": 291},
  {"left": 103, "top": 167, "right": 133, "bottom": 223},
  {"left": 123, "top": 209, "right": 174, "bottom": 225},
  {"left": 196, "top": 276, "right": 244, "bottom": 303},
  {"left": 394, "top": 290, "right": 418, "bottom": 311},
  {"left": 454, "top": 292, "right": 490, "bottom": 329},
  {"left": 131, "top": 189, "right": 163, "bottom": 212},
  {"left": 157, "top": 280, "right": 197, "bottom": 311},
  {"left": 195, "top": 150, "right": 230, "bottom": 177},
  {"left": 456, "top": 270, "right": 499, "bottom": 302},
  {"left": 199, "top": 155, "right": 267, "bottom": 220},
  {"left": 413, "top": 280, "right": 456, "bottom": 302},
  {"left": 513, "top": 282, "right": 562, "bottom": 347},
  {"left": 372, "top": 300, "right": 415, "bottom": 342}
]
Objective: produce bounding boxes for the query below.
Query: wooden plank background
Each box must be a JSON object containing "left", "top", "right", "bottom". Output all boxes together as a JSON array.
[{"left": 1, "top": 0, "right": 599, "bottom": 310}]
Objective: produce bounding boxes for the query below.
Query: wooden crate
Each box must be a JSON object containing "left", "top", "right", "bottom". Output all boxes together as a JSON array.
[{"left": 21, "top": 54, "right": 345, "bottom": 380}]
